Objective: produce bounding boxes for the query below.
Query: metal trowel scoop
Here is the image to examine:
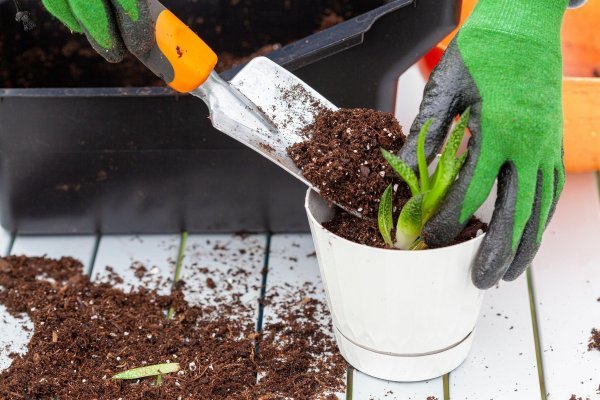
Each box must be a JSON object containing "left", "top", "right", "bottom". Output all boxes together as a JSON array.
[{"left": 135, "top": 0, "right": 362, "bottom": 216}]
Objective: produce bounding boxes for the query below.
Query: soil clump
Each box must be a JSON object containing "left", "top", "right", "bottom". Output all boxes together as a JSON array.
[{"left": 288, "top": 108, "right": 411, "bottom": 218}]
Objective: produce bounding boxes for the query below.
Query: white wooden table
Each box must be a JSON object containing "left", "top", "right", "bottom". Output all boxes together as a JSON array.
[{"left": 1, "top": 69, "right": 599, "bottom": 400}]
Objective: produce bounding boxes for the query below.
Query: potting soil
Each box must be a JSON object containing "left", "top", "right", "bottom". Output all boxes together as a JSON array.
[
  {"left": 1, "top": 5, "right": 357, "bottom": 88},
  {"left": 288, "top": 107, "right": 488, "bottom": 247},
  {"left": 324, "top": 209, "right": 488, "bottom": 249}
]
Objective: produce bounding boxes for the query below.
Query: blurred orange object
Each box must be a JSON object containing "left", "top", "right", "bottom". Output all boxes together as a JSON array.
[{"left": 417, "top": 0, "right": 600, "bottom": 173}]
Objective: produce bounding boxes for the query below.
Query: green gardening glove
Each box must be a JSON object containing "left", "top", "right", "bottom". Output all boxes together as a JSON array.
[
  {"left": 42, "top": 0, "right": 154, "bottom": 62},
  {"left": 399, "top": 0, "right": 584, "bottom": 289}
]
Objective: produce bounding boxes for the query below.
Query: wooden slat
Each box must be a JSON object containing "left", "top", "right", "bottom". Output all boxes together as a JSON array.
[
  {"left": 531, "top": 172, "right": 600, "bottom": 399},
  {"left": 11, "top": 236, "right": 97, "bottom": 271},
  {"left": 449, "top": 274, "right": 542, "bottom": 400},
  {"left": 178, "top": 233, "right": 266, "bottom": 322},
  {"left": 0, "top": 229, "right": 11, "bottom": 256},
  {"left": 351, "top": 372, "right": 443, "bottom": 400},
  {"left": 91, "top": 235, "right": 181, "bottom": 294},
  {"left": 265, "top": 234, "right": 345, "bottom": 399}
]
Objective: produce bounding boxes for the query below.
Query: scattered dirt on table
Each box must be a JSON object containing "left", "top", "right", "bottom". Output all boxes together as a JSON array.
[
  {"left": 0, "top": 256, "right": 346, "bottom": 399},
  {"left": 569, "top": 395, "right": 591, "bottom": 400},
  {"left": 288, "top": 108, "right": 411, "bottom": 218},
  {"left": 588, "top": 328, "right": 600, "bottom": 352},
  {"left": 426, "top": 397, "right": 439, "bottom": 400},
  {"left": 324, "top": 208, "right": 488, "bottom": 249},
  {"left": 258, "top": 281, "right": 346, "bottom": 399}
]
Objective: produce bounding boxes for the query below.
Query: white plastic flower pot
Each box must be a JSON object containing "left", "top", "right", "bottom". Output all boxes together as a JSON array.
[{"left": 305, "top": 189, "right": 493, "bottom": 382}]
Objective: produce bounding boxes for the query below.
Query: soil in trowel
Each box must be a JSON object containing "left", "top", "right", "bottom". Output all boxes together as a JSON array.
[
  {"left": 0, "top": 256, "right": 345, "bottom": 399},
  {"left": 288, "top": 108, "right": 413, "bottom": 218}
]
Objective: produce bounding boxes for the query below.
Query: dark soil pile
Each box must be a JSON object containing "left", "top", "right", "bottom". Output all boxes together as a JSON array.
[
  {"left": 588, "top": 328, "right": 600, "bottom": 352},
  {"left": 0, "top": 20, "right": 275, "bottom": 88},
  {"left": 0, "top": 256, "right": 345, "bottom": 399},
  {"left": 288, "top": 108, "right": 412, "bottom": 218},
  {"left": 1, "top": 2, "right": 382, "bottom": 88},
  {"left": 324, "top": 209, "right": 488, "bottom": 249},
  {"left": 216, "top": 44, "right": 281, "bottom": 73}
]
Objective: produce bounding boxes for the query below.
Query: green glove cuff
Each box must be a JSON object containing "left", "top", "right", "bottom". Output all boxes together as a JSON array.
[{"left": 463, "top": 0, "right": 567, "bottom": 47}]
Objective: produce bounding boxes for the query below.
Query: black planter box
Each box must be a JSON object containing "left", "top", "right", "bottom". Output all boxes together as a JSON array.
[{"left": 0, "top": 0, "right": 459, "bottom": 234}]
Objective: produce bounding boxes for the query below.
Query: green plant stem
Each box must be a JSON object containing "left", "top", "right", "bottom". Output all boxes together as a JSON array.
[
  {"left": 167, "top": 232, "right": 188, "bottom": 320},
  {"left": 409, "top": 238, "right": 428, "bottom": 251}
]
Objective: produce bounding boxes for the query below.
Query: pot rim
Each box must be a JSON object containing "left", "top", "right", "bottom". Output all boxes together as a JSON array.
[{"left": 305, "top": 188, "right": 486, "bottom": 254}]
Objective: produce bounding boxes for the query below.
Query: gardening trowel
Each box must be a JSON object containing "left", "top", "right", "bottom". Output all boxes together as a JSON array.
[{"left": 135, "top": 0, "right": 363, "bottom": 216}]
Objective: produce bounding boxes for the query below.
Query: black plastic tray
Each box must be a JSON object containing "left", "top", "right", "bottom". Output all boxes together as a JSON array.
[{"left": 0, "top": 0, "right": 460, "bottom": 234}]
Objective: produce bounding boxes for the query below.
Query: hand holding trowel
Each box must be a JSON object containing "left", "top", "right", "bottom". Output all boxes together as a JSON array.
[{"left": 39, "top": 0, "right": 359, "bottom": 215}]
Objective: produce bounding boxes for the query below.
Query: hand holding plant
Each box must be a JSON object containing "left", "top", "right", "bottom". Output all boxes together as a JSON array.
[{"left": 378, "top": 108, "right": 470, "bottom": 249}]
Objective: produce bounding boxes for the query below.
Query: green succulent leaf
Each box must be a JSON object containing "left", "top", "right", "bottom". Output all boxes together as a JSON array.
[
  {"left": 380, "top": 148, "right": 420, "bottom": 196},
  {"left": 433, "top": 107, "right": 471, "bottom": 189},
  {"left": 378, "top": 184, "right": 394, "bottom": 247},
  {"left": 113, "top": 363, "right": 180, "bottom": 380},
  {"left": 417, "top": 119, "right": 433, "bottom": 192},
  {"left": 423, "top": 151, "right": 468, "bottom": 221},
  {"left": 395, "top": 193, "right": 424, "bottom": 249},
  {"left": 452, "top": 151, "right": 468, "bottom": 177}
]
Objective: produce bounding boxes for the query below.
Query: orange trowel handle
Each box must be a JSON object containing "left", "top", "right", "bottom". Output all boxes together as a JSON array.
[{"left": 138, "top": 0, "right": 218, "bottom": 93}]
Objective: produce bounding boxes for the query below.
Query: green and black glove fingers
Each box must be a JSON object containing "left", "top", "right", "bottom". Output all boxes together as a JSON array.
[
  {"left": 42, "top": 0, "right": 153, "bottom": 62},
  {"left": 399, "top": 0, "right": 570, "bottom": 289}
]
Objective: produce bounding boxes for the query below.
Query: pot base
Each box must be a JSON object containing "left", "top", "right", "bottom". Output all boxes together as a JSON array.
[{"left": 335, "top": 327, "right": 475, "bottom": 382}]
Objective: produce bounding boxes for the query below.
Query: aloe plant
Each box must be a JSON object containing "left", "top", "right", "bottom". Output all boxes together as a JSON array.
[{"left": 378, "top": 108, "right": 470, "bottom": 250}]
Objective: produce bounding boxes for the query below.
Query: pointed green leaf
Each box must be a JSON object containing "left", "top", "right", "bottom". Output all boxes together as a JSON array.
[
  {"left": 113, "top": 363, "right": 180, "bottom": 380},
  {"left": 423, "top": 151, "right": 468, "bottom": 221},
  {"left": 380, "top": 148, "right": 420, "bottom": 196},
  {"left": 451, "top": 151, "right": 468, "bottom": 177},
  {"left": 378, "top": 184, "right": 394, "bottom": 247},
  {"left": 435, "top": 108, "right": 470, "bottom": 187},
  {"left": 395, "top": 193, "right": 424, "bottom": 249},
  {"left": 417, "top": 119, "right": 433, "bottom": 192}
]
